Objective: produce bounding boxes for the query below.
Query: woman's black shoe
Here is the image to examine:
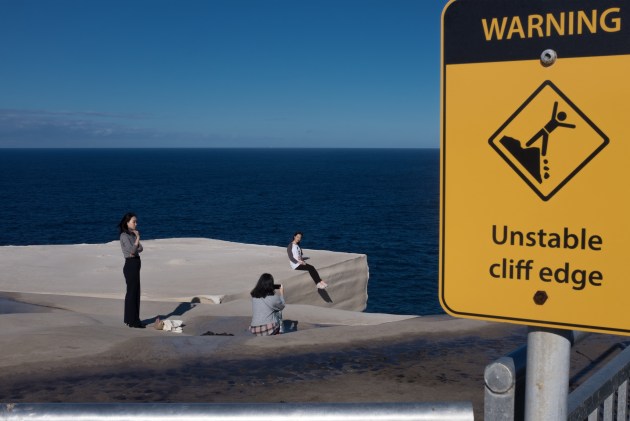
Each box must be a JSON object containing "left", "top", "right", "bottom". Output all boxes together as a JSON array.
[{"left": 126, "top": 322, "right": 146, "bottom": 328}]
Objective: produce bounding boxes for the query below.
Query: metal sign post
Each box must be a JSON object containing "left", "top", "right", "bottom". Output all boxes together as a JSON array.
[{"left": 524, "top": 328, "right": 572, "bottom": 420}]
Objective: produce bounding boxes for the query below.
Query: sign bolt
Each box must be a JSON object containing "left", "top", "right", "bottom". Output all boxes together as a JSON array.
[
  {"left": 540, "top": 49, "right": 557, "bottom": 67},
  {"left": 533, "top": 291, "right": 548, "bottom": 305}
]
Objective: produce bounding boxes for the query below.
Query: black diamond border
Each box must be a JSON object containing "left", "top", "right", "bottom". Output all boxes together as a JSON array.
[{"left": 489, "top": 80, "right": 609, "bottom": 201}]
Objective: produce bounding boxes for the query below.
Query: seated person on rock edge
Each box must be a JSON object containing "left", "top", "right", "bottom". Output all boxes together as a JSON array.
[{"left": 287, "top": 231, "right": 328, "bottom": 289}]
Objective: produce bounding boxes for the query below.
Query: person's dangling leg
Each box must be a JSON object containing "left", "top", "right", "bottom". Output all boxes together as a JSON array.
[{"left": 295, "top": 263, "right": 327, "bottom": 288}]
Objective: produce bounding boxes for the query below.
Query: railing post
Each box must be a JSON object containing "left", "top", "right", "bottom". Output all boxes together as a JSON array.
[
  {"left": 484, "top": 356, "right": 517, "bottom": 421},
  {"left": 524, "top": 327, "right": 573, "bottom": 421}
]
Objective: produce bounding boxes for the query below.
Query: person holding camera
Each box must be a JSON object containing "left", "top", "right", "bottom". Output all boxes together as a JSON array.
[{"left": 249, "top": 273, "right": 285, "bottom": 336}]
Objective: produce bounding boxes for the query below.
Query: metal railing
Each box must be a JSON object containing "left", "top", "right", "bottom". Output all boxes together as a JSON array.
[
  {"left": 484, "top": 331, "right": 630, "bottom": 421},
  {"left": 567, "top": 344, "right": 630, "bottom": 421},
  {"left": 0, "top": 402, "right": 474, "bottom": 421},
  {"left": 484, "top": 331, "right": 589, "bottom": 421}
]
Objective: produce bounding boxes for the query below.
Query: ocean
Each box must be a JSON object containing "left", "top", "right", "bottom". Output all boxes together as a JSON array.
[{"left": 0, "top": 148, "right": 440, "bottom": 315}]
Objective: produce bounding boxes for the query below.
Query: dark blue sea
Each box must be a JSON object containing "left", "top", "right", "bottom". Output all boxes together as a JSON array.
[{"left": 0, "top": 149, "right": 440, "bottom": 315}]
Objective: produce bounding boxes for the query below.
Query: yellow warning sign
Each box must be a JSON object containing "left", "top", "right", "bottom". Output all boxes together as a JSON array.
[{"left": 440, "top": 0, "right": 630, "bottom": 335}]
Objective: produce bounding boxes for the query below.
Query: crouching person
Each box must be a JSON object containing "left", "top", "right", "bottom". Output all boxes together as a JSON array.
[{"left": 249, "top": 273, "right": 285, "bottom": 336}]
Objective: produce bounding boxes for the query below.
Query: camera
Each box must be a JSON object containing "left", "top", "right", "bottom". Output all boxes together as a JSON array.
[{"left": 273, "top": 284, "right": 282, "bottom": 289}]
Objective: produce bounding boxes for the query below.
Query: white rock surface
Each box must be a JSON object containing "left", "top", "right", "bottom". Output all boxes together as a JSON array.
[{"left": 0, "top": 238, "right": 369, "bottom": 311}]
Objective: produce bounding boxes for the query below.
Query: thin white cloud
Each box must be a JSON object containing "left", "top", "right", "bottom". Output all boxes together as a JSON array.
[
  {"left": 0, "top": 108, "right": 278, "bottom": 148},
  {"left": 0, "top": 108, "right": 149, "bottom": 121}
]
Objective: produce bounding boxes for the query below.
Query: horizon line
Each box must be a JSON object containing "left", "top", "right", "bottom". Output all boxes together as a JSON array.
[{"left": 0, "top": 146, "right": 439, "bottom": 150}]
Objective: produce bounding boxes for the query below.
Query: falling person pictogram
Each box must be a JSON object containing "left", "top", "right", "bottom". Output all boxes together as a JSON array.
[
  {"left": 498, "top": 101, "right": 576, "bottom": 183},
  {"left": 490, "top": 80, "right": 608, "bottom": 201}
]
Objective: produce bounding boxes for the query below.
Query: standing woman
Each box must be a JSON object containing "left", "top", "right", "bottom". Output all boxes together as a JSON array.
[
  {"left": 249, "top": 273, "right": 285, "bottom": 336},
  {"left": 118, "top": 212, "right": 145, "bottom": 328}
]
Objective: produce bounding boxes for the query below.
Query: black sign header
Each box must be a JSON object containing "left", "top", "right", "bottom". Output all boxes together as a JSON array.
[{"left": 443, "top": 0, "right": 630, "bottom": 65}]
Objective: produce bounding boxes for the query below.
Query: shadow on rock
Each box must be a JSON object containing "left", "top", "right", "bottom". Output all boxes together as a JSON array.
[
  {"left": 318, "top": 289, "right": 333, "bottom": 303},
  {"left": 143, "top": 300, "right": 198, "bottom": 325}
]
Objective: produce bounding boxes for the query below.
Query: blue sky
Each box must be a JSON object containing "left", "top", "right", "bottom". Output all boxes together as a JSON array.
[{"left": 0, "top": 0, "right": 447, "bottom": 148}]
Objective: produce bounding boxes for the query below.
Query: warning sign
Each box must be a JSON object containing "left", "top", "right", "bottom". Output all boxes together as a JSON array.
[
  {"left": 439, "top": 0, "right": 630, "bottom": 335},
  {"left": 489, "top": 81, "right": 609, "bottom": 200}
]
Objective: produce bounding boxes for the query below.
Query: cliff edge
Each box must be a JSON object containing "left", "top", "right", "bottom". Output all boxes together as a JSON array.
[{"left": 0, "top": 238, "right": 369, "bottom": 311}]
